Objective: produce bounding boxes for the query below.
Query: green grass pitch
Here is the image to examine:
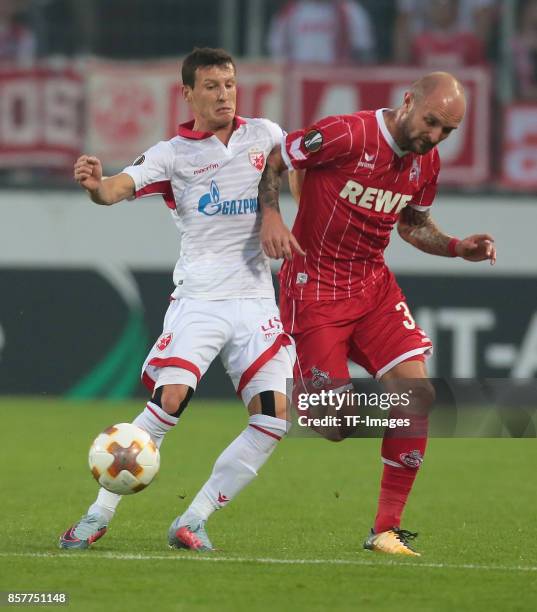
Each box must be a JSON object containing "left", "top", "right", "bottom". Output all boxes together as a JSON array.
[{"left": 1, "top": 397, "right": 536, "bottom": 611}]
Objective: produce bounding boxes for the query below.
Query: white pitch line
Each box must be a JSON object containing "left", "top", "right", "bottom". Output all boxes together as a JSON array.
[{"left": 0, "top": 552, "right": 536, "bottom": 573}]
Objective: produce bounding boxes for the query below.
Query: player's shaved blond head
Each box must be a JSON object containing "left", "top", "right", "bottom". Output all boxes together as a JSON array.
[
  {"left": 410, "top": 72, "right": 466, "bottom": 121},
  {"left": 384, "top": 71, "right": 466, "bottom": 155}
]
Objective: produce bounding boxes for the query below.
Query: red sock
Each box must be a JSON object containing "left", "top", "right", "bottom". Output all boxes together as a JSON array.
[{"left": 373, "top": 410, "right": 428, "bottom": 533}]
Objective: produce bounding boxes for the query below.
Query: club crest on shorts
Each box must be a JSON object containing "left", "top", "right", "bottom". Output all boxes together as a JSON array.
[
  {"left": 399, "top": 449, "right": 423, "bottom": 468},
  {"left": 248, "top": 148, "right": 265, "bottom": 171},
  {"left": 156, "top": 333, "right": 173, "bottom": 351},
  {"left": 303, "top": 129, "right": 323, "bottom": 153},
  {"left": 310, "top": 366, "right": 331, "bottom": 389}
]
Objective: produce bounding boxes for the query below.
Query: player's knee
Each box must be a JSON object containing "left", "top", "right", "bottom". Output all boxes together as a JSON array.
[
  {"left": 260, "top": 390, "right": 277, "bottom": 418},
  {"left": 155, "top": 384, "right": 194, "bottom": 417},
  {"left": 406, "top": 380, "right": 436, "bottom": 414},
  {"left": 248, "top": 390, "right": 289, "bottom": 421}
]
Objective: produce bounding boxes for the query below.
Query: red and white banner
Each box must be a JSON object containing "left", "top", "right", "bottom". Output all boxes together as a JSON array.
[
  {"left": 0, "top": 68, "right": 83, "bottom": 168},
  {"left": 285, "top": 66, "right": 491, "bottom": 185},
  {"left": 501, "top": 104, "right": 537, "bottom": 189},
  {"left": 0, "top": 62, "right": 492, "bottom": 185}
]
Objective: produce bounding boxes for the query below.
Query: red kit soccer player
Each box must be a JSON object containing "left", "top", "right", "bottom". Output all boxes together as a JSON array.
[{"left": 259, "top": 72, "right": 496, "bottom": 556}]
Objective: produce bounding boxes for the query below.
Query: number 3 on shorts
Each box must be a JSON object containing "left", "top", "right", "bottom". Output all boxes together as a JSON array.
[{"left": 395, "top": 301, "right": 416, "bottom": 330}]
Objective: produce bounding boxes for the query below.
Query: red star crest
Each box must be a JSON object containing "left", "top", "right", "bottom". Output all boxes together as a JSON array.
[
  {"left": 248, "top": 148, "right": 265, "bottom": 171},
  {"left": 156, "top": 333, "right": 173, "bottom": 351}
]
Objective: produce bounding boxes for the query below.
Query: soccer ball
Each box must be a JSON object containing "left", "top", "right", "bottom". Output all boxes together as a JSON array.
[{"left": 88, "top": 423, "right": 160, "bottom": 495}]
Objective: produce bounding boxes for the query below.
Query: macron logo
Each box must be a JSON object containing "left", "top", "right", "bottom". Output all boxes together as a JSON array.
[
  {"left": 364, "top": 152, "right": 375, "bottom": 162},
  {"left": 194, "top": 162, "right": 219, "bottom": 176},
  {"left": 339, "top": 179, "right": 413, "bottom": 214}
]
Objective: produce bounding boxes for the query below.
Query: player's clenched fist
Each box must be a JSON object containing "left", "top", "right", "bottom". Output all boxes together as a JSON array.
[
  {"left": 74, "top": 155, "right": 103, "bottom": 191},
  {"left": 456, "top": 233, "right": 497, "bottom": 265}
]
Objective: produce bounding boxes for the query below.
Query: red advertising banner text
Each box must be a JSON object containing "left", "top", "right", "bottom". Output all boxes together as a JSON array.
[
  {"left": 501, "top": 104, "right": 537, "bottom": 189},
  {"left": 0, "top": 69, "right": 83, "bottom": 168},
  {"left": 0, "top": 62, "right": 491, "bottom": 187}
]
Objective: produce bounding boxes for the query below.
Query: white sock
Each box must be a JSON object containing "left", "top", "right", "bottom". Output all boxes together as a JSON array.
[
  {"left": 183, "top": 414, "right": 289, "bottom": 522},
  {"left": 88, "top": 400, "right": 179, "bottom": 521},
  {"left": 132, "top": 400, "right": 179, "bottom": 449},
  {"left": 88, "top": 488, "right": 120, "bottom": 522}
]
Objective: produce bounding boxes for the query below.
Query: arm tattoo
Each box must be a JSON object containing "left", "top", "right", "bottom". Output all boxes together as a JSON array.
[
  {"left": 258, "top": 162, "right": 282, "bottom": 213},
  {"left": 398, "top": 207, "right": 452, "bottom": 257}
]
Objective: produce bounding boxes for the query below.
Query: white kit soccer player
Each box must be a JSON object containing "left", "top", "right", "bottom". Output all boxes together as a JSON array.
[
  {"left": 60, "top": 48, "right": 297, "bottom": 552},
  {"left": 130, "top": 116, "right": 290, "bottom": 393}
]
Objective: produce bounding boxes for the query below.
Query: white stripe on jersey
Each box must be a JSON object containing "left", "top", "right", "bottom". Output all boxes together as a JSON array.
[
  {"left": 315, "top": 119, "right": 354, "bottom": 166},
  {"left": 333, "top": 208, "right": 353, "bottom": 301},
  {"left": 353, "top": 115, "right": 367, "bottom": 174},
  {"left": 316, "top": 197, "right": 339, "bottom": 301},
  {"left": 368, "top": 123, "right": 380, "bottom": 178},
  {"left": 393, "top": 151, "right": 400, "bottom": 183},
  {"left": 347, "top": 211, "right": 365, "bottom": 298},
  {"left": 316, "top": 132, "right": 350, "bottom": 164}
]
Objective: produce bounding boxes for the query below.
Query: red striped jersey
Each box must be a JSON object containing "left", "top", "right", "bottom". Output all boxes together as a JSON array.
[{"left": 280, "top": 109, "right": 440, "bottom": 301}]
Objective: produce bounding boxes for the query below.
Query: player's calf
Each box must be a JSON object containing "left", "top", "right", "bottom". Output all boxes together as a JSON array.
[
  {"left": 168, "top": 393, "right": 290, "bottom": 551},
  {"left": 374, "top": 373, "right": 433, "bottom": 537}
]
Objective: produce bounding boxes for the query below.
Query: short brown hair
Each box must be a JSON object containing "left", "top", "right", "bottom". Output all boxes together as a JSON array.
[{"left": 181, "top": 47, "right": 236, "bottom": 88}]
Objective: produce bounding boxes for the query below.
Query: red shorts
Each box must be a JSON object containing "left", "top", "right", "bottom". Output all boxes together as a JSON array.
[{"left": 279, "top": 269, "right": 432, "bottom": 388}]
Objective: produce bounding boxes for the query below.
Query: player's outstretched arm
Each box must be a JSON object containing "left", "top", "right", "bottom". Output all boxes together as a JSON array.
[
  {"left": 74, "top": 155, "right": 135, "bottom": 206},
  {"left": 398, "top": 207, "right": 496, "bottom": 265},
  {"left": 258, "top": 146, "right": 304, "bottom": 260}
]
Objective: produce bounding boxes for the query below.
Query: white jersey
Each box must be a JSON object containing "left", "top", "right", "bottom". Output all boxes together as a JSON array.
[{"left": 123, "top": 117, "right": 284, "bottom": 300}]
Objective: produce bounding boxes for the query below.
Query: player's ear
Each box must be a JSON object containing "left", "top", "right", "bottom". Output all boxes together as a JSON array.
[{"left": 182, "top": 85, "right": 193, "bottom": 103}]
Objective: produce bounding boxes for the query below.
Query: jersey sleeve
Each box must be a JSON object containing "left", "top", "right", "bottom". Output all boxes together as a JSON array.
[
  {"left": 408, "top": 149, "right": 441, "bottom": 211},
  {"left": 282, "top": 115, "right": 362, "bottom": 171},
  {"left": 122, "top": 141, "right": 175, "bottom": 208},
  {"left": 260, "top": 118, "right": 286, "bottom": 149}
]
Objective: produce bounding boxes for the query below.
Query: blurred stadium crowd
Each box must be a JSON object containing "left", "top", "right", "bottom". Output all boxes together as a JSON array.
[
  {"left": 1, "top": 0, "right": 536, "bottom": 191},
  {"left": 0, "top": 1, "right": 522, "bottom": 70}
]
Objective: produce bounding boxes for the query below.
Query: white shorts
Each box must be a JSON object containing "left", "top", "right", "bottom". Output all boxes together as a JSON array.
[{"left": 141, "top": 297, "right": 295, "bottom": 406}]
